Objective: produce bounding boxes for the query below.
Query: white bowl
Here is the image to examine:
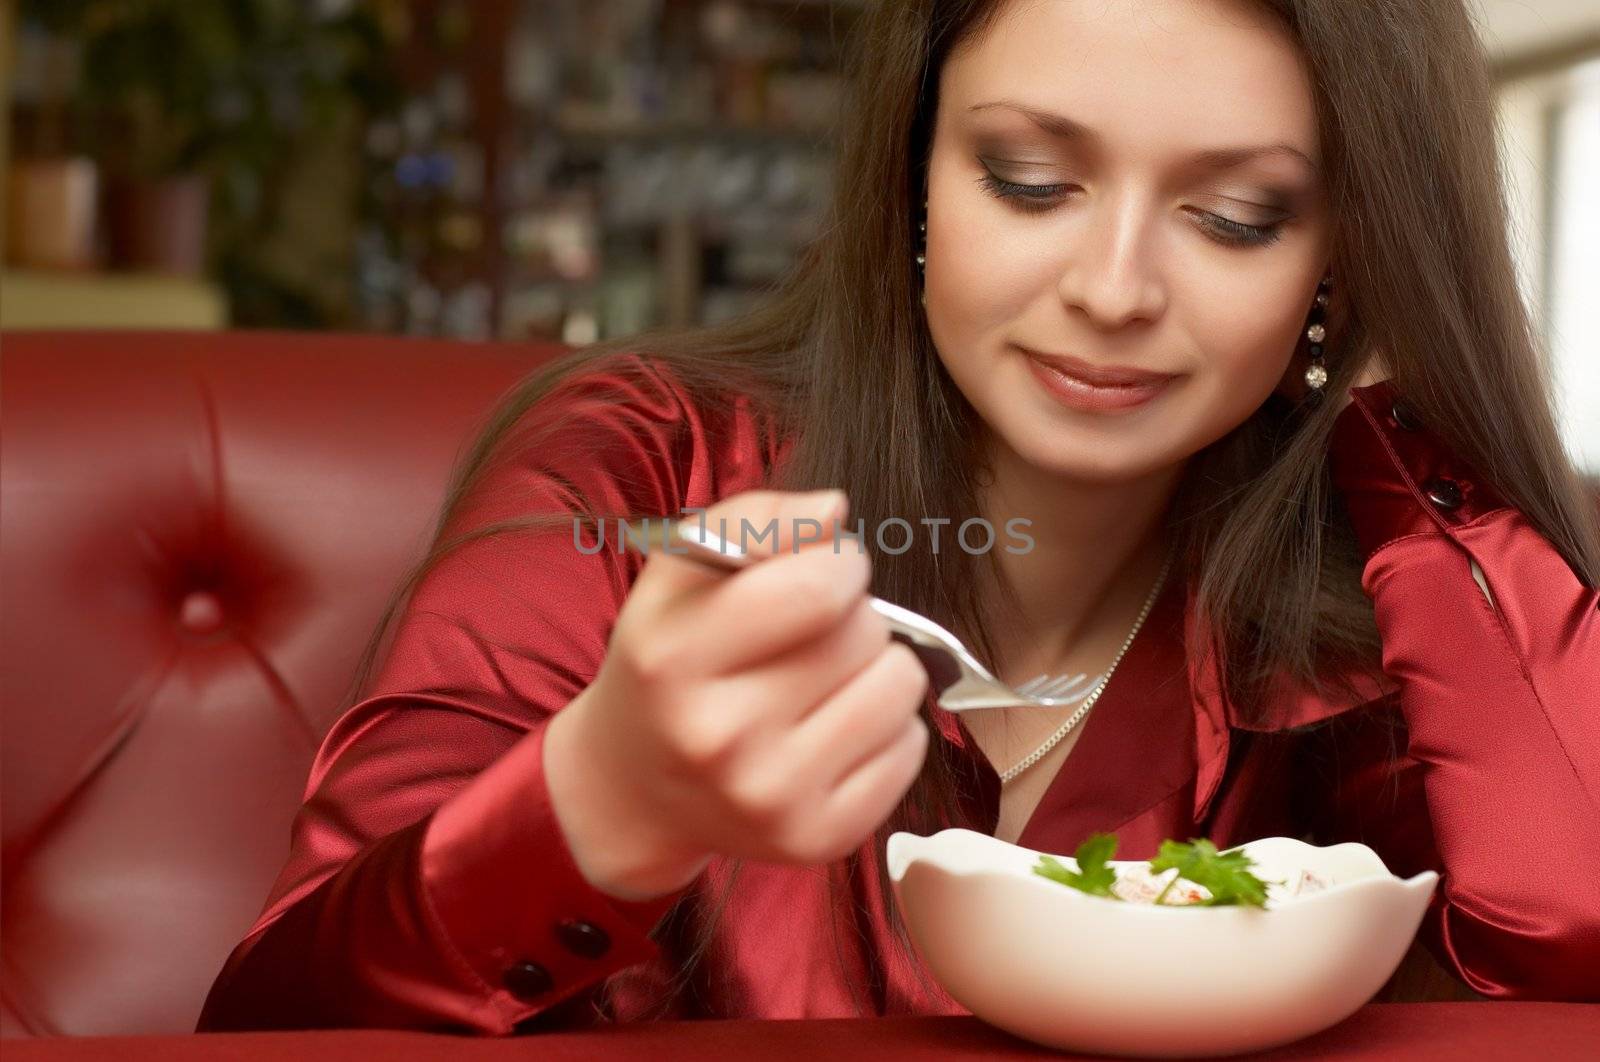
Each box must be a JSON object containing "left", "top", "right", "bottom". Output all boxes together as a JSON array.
[{"left": 886, "top": 828, "right": 1439, "bottom": 1058}]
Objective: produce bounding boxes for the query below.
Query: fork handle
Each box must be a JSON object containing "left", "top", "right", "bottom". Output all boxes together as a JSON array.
[
  {"left": 623, "top": 517, "right": 760, "bottom": 571},
  {"left": 626, "top": 517, "right": 967, "bottom": 692},
  {"left": 872, "top": 603, "right": 964, "bottom": 692}
]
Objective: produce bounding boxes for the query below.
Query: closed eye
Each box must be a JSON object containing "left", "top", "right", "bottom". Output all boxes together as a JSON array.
[
  {"left": 974, "top": 171, "right": 1285, "bottom": 248},
  {"left": 977, "top": 171, "right": 1073, "bottom": 209}
]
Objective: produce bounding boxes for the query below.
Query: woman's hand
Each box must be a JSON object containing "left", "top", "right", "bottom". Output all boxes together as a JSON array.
[{"left": 544, "top": 489, "right": 930, "bottom": 902}]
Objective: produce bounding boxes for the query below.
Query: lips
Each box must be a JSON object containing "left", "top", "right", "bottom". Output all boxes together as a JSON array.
[{"left": 1019, "top": 347, "right": 1176, "bottom": 389}]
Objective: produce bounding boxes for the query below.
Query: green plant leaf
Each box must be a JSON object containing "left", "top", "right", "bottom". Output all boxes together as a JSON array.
[
  {"left": 1031, "top": 833, "right": 1283, "bottom": 908},
  {"left": 1148, "top": 838, "right": 1278, "bottom": 907},
  {"left": 1031, "top": 832, "right": 1122, "bottom": 898}
]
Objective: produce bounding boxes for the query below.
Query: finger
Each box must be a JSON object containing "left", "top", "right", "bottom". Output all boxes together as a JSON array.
[
  {"left": 711, "top": 598, "right": 891, "bottom": 734},
  {"left": 783, "top": 640, "right": 928, "bottom": 789},
  {"left": 696, "top": 541, "right": 872, "bottom": 674},
  {"left": 687, "top": 488, "right": 852, "bottom": 561},
  {"left": 629, "top": 488, "right": 848, "bottom": 609},
  {"left": 797, "top": 641, "right": 928, "bottom": 784},
  {"left": 631, "top": 482, "right": 869, "bottom": 675},
  {"left": 808, "top": 717, "right": 929, "bottom": 863}
]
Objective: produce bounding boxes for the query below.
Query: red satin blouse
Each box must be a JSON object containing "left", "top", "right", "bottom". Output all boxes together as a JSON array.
[{"left": 197, "top": 355, "right": 1600, "bottom": 1033}]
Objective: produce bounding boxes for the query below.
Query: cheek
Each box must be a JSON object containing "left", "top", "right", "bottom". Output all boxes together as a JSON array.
[
  {"left": 1173, "top": 292, "right": 1306, "bottom": 449},
  {"left": 926, "top": 225, "right": 1030, "bottom": 343},
  {"left": 923, "top": 172, "right": 1051, "bottom": 339},
  {"left": 924, "top": 224, "right": 1056, "bottom": 401},
  {"left": 1192, "top": 288, "right": 1305, "bottom": 396}
]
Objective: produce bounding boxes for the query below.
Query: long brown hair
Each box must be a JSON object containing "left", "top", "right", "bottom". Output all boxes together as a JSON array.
[{"left": 348, "top": 0, "right": 1600, "bottom": 1018}]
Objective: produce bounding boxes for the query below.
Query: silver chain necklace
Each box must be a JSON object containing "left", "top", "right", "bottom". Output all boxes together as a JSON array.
[{"left": 999, "top": 544, "right": 1176, "bottom": 785}]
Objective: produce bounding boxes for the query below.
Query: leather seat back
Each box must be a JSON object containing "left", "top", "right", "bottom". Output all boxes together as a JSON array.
[{"left": 1, "top": 331, "right": 559, "bottom": 1036}]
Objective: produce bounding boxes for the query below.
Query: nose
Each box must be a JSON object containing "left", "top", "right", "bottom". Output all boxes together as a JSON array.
[{"left": 1055, "top": 194, "right": 1166, "bottom": 330}]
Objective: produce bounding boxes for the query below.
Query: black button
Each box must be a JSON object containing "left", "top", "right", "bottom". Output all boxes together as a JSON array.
[
  {"left": 502, "top": 960, "right": 553, "bottom": 1000},
  {"left": 1391, "top": 398, "right": 1423, "bottom": 431},
  {"left": 1423, "top": 478, "right": 1463, "bottom": 510},
  {"left": 555, "top": 919, "right": 611, "bottom": 959}
]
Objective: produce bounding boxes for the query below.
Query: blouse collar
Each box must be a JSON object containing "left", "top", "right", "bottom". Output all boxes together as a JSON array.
[{"left": 930, "top": 571, "right": 1398, "bottom": 843}]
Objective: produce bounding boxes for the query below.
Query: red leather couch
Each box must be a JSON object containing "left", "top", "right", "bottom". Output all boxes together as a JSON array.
[{"left": 1, "top": 331, "right": 562, "bottom": 1037}]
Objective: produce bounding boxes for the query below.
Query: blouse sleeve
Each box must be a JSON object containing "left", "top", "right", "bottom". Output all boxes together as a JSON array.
[
  {"left": 197, "top": 355, "right": 763, "bottom": 1033},
  {"left": 1322, "top": 378, "right": 1600, "bottom": 1000}
]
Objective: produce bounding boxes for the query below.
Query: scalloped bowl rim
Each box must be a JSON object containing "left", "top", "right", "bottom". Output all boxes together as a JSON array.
[{"left": 887, "top": 828, "right": 1439, "bottom": 912}]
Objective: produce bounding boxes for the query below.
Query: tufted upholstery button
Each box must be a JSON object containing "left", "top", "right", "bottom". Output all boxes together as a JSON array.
[
  {"left": 555, "top": 919, "right": 611, "bottom": 959},
  {"left": 1423, "top": 477, "right": 1463, "bottom": 511},
  {"left": 1390, "top": 398, "right": 1423, "bottom": 431},
  {"left": 502, "top": 960, "right": 554, "bottom": 1000},
  {"left": 177, "top": 590, "right": 226, "bottom": 634}
]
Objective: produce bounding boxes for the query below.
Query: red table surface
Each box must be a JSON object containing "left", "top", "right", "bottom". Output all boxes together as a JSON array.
[{"left": 7, "top": 1005, "right": 1598, "bottom": 1061}]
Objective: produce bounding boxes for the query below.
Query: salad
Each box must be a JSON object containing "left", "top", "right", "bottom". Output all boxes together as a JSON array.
[{"left": 1033, "top": 833, "right": 1330, "bottom": 908}]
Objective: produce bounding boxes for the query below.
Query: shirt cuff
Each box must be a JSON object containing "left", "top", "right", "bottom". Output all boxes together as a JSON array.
[
  {"left": 419, "top": 719, "right": 690, "bottom": 1016},
  {"left": 1328, "top": 379, "right": 1510, "bottom": 561}
]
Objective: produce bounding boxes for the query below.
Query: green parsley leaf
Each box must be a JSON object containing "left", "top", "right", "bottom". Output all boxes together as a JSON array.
[
  {"left": 1031, "top": 832, "right": 1121, "bottom": 898},
  {"left": 1147, "top": 838, "right": 1278, "bottom": 907},
  {"left": 1030, "top": 833, "right": 1282, "bottom": 908}
]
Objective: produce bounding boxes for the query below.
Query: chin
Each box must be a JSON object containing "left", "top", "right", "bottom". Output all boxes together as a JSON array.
[{"left": 998, "top": 419, "right": 1185, "bottom": 485}]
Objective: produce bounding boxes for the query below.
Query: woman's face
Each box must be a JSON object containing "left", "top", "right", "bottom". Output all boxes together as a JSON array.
[{"left": 924, "top": 0, "right": 1332, "bottom": 484}]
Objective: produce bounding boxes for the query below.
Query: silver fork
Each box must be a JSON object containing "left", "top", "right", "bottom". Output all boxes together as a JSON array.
[{"left": 619, "top": 517, "right": 1103, "bottom": 712}]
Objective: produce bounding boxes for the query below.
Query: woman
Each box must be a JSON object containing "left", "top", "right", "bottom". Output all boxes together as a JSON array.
[{"left": 199, "top": 0, "right": 1600, "bottom": 1033}]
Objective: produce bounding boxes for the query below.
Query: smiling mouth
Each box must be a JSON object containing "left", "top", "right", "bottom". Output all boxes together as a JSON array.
[
  {"left": 1022, "top": 350, "right": 1176, "bottom": 414},
  {"left": 1017, "top": 346, "right": 1178, "bottom": 389}
]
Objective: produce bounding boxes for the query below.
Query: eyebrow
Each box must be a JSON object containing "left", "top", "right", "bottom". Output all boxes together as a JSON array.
[{"left": 967, "top": 100, "right": 1319, "bottom": 174}]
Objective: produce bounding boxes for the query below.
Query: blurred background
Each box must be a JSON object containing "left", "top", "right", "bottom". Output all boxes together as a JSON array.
[{"left": 0, "top": 0, "right": 1596, "bottom": 468}]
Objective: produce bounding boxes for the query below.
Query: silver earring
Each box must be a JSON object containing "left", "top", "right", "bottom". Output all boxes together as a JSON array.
[
  {"left": 1303, "top": 273, "right": 1332, "bottom": 398},
  {"left": 917, "top": 198, "right": 927, "bottom": 307}
]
